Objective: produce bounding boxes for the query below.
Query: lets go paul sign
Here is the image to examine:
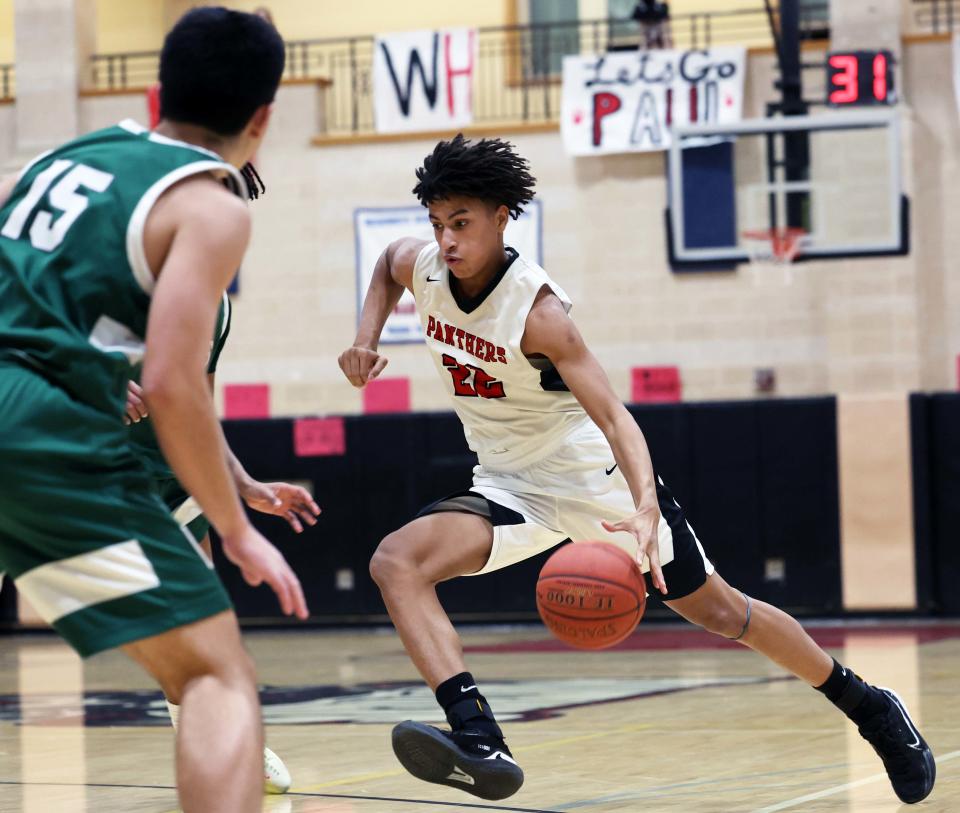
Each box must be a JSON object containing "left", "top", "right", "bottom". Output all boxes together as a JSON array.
[{"left": 561, "top": 47, "right": 746, "bottom": 156}]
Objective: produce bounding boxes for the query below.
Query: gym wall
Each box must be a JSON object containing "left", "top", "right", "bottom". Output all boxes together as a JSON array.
[{"left": 28, "top": 39, "right": 950, "bottom": 417}]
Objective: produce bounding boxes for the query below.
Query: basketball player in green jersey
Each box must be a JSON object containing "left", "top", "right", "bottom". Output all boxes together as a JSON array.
[
  {"left": 124, "top": 278, "right": 319, "bottom": 795},
  {"left": 0, "top": 9, "right": 306, "bottom": 813}
]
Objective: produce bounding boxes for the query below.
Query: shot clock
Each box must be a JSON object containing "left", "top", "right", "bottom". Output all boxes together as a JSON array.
[{"left": 827, "top": 50, "right": 896, "bottom": 107}]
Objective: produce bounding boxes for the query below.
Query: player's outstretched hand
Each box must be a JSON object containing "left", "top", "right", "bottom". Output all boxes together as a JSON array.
[
  {"left": 122, "top": 380, "right": 149, "bottom": 425},
  {"left": 601, "top": 505, "right": 668, "bottom": 595},
  {"left": 220, "top": 524, "right": 309, "bottom": 619},
  {"left": 241, "top": 480, "right": 321, "bottom": 533},
  {"left": 338, "top": 345, "right": 388, "bottom": 387}
]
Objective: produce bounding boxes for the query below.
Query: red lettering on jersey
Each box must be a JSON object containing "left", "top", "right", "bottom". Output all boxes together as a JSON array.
[
  {"left": 442, "top": 353, "right": 478, "bottom": 397},
  {"left": 471, "top": 365, "right": 506, "bottom": 398},
  {"left": 442, "top": 354, "right": 507, "bottom": 399},
  {"left": 428, "top": 315, "right": 507, "bottom": 365}
]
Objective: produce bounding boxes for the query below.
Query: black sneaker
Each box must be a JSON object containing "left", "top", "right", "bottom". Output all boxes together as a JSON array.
[
  {"left": 858, "top": 688, "right": 936, "bottom": 804},
  {"left": 391, "top": 721, "right": 524, "bottom": 800}
]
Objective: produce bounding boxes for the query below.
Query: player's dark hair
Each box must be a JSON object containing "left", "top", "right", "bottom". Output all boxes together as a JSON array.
[
  {"left": 159, "top": 7, "right": 285, "bottom": 137},
  {"left": 240, "top": 162, "right": 266, "bottom": 200},
  {"left": 413, "top": 134, "right": 536, "bottom": 220}
]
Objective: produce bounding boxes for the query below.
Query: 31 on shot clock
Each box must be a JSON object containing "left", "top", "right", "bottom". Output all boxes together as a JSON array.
[{"left": 826, "top": 50, "right": 896, "bottom": 106}]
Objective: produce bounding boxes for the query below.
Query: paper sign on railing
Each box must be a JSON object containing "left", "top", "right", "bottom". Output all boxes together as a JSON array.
[
  {"left": 373, "top": 28, "right": 478, "bottom": 134},
  {"left": 561, "top": 47, "right": 746, "bottom": 156}
]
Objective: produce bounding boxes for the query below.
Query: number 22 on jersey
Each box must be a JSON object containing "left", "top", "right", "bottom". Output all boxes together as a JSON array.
[
  {"left": 442, "top": 353, "right": 506, "bottom": 399},
  {"left": 2, "top": 160, "right": 114, "bottom": 252}
]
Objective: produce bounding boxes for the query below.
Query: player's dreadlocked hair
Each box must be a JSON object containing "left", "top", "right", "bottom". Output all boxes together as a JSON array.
[
  {"left": 241, "top": 162, "right": 265, "bottom": 200},
  {"left": 413, "top": 134, "right": 536, "bottom": 220}
]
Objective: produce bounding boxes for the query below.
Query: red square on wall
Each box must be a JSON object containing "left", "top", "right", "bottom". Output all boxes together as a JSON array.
[
  {"left": 631, "top": 366, "right": 682, "bottom": 403},
  {"left": 363, "top": 377, "right": 411, "bottom": 414},
  {"left": 293, "top": 417, "right": 346, "bottom": 457},
  {"left": 223, "top": 383, "right": 270, "bottom": 419}
]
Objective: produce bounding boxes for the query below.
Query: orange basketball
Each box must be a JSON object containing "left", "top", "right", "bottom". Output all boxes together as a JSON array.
[{"left": 536, "top": 541, "right": 646, "bottom": 650}]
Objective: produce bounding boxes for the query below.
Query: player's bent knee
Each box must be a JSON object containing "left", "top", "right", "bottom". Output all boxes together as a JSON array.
[
  {"left": 126, "top": 611, "right": 257, "bottom": 701},
  {"left": 168, "top": 646, "right": 256, "bottom": 703},
  {"left": 369, "top": 532, "right": 419, "bottom": 588},
  {"left": 693, "top": 603, "right": 746, "bottom": 639}
]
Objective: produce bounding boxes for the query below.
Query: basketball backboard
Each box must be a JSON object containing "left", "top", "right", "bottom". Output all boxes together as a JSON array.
[{"left": 665, "top": 110, "right": 907, "bottom": 270}]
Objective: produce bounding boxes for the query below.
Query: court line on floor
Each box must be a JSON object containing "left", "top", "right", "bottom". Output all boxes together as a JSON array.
[
  {"left": 0, "top": 780, "right": 560, "bottom": 813},
  {"left": 291, "top": 791, "right": 561, "bottom": 812},
  {"left": 750, "top": 748, "right": 960, "bottom": 813},
  {"left": 552, "top": 761, "right": 870, "bottom": 809}
]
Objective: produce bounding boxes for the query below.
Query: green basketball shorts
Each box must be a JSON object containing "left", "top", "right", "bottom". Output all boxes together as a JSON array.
[
  {"left": 155, "top": 478, "right": 211, "bottom": 544},
  {"left": 0, "top": 361, "right": 231, "bottom": 657}
]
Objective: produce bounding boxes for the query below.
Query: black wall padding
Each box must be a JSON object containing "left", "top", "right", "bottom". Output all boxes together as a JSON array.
[
  {"left": 215, "top": 397, "right": 843, "bottom": 623},
  {"left": 0, "top": 575, "right": 16, "bottom": 624},
  {"left": 632, "top": 398, "right": 842, "bottom": 617},
  {"left": 911, "top": 394, "right": 960, "bottom": 613}
]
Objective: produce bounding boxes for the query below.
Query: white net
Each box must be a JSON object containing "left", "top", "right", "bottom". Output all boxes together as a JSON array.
[{"left": 741, "top": 227, "right": 810, "bottom": 286}]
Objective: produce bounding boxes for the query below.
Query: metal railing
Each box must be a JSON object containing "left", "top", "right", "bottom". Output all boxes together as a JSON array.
[
  {"left": 89, "top": 7, "right": 795, "bottom": 136},
  {"left": 911, "top": 0, "right": 959, "bottom": 32},
  {"left": 91, "top": 51, "right": 160, "bottom": 91},
  {"left": 0, "top": 64, "right": 13, "bottom": 102}
]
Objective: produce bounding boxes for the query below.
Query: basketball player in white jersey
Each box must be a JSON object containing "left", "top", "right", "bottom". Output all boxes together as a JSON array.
[{"left": 339, "top": 135, "right": 935, "bottom": 804}]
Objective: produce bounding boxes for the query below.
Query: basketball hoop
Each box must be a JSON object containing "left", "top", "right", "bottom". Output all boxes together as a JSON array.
[{"left": 741, "top": 226, "right": 809, "bottom": 285}]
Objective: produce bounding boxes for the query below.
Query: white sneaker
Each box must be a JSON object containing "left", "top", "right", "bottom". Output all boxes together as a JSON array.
[{"left": 263, "top": 745, "right": 292, "bottom": 794}]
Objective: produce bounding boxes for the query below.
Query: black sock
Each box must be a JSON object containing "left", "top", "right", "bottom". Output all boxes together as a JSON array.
[
  {"left": 435, "top": 672, "right": 503, "bottom": 739},
  {"left": 814, "top": 658, "right": 889, "bottom": 726}
]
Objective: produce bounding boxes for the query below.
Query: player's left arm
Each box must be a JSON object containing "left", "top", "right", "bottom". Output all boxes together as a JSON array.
[
  {"left": 522, "top": 287, "right": 667, "bottom": 594},
  {"left": 206, "top": 371, "right": 321, "bottom": 534},
  {"left": 122, "top": 365, "right": 320, "bottom": 530},
  {"left": 224, "top": 450, "right": 321, "bottom": 534}
]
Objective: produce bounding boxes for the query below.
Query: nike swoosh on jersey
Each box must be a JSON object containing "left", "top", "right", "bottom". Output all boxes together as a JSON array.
[
  {"left": 426, "top": 275, "right": 442, "bottom": 282},
  {"left": 460, "top": 685, "right": 478, "bottom": 693},
  {"left": 605, "top": 464, "right": 618, "bottom": 475}
]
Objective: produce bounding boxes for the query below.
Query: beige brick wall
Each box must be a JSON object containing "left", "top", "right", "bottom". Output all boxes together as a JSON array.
[{"left": 1, "top": 40, "right": 955, "bottom": 416}]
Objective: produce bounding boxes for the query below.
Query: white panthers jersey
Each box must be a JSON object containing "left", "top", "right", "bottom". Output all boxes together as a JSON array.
[{"left": 412, "top": 241, "right": 592, "bottom": 473}]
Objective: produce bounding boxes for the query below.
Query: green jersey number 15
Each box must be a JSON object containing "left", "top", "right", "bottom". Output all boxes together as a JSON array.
[{"left": 1, "top": 159, "right": 114, "bottom": 252}]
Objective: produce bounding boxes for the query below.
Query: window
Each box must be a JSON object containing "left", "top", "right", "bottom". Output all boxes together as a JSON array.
[
  {"left": 607, "top": 0, "right": 639, "bottom": 49},
  {"left": 527, "top": 0, "right": 579, "bottom": 78}
]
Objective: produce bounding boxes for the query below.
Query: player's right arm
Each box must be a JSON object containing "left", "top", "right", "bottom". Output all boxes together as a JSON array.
[
  {"left": 339, "top": 236, "right": 427, "bottom": 387},
  {"left": 142, "top": 177, "right": 307, "bottom": 619}
]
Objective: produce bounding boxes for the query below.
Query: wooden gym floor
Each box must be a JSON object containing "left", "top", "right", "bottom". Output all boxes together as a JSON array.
[{"left": 0, "top": 621, "right": 958, "bottom": 812}]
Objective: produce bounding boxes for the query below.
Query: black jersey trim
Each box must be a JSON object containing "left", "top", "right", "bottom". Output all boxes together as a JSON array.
[
  {"left": 449, "top": 246, "right": 519, "bottom": 314},
  {"left": 538, "top": 362, "right": 570, "bottom": 392}
]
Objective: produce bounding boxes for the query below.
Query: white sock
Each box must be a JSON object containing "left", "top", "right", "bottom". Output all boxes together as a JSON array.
[{"left": 166, "top": 699, "right": 180, "bottom": 730}]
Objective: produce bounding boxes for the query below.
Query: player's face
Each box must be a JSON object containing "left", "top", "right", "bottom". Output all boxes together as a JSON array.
[{"left": 428, "top": 197, "right": 509, "bottom": 282}]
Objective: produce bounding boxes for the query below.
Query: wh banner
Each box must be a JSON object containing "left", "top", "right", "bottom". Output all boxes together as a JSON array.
[
  {"left": 561, "top": 47, "right": 746, "bottom": 156},
  {"left": 354, "top": 203, "right": 543, "bottom": 344},
  {"left": 373, "top": 28, "right": 477, "bottom": 134}
]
